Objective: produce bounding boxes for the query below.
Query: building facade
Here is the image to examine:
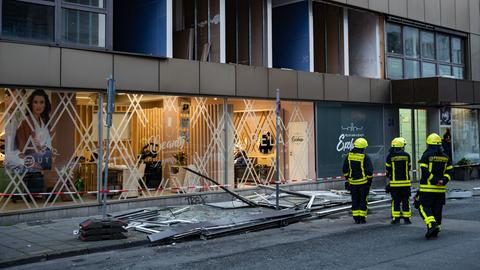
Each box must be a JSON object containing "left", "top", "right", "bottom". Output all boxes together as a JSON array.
[{"left": 0, "top": 0, "right": 479, "bottom": 213}]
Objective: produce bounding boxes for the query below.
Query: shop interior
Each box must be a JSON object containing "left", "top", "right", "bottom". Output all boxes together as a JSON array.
[{"left": 0, "top": 89, "right": 315, "bottom": 212}]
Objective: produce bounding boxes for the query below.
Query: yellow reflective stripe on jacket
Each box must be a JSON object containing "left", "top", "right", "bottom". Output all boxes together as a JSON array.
[
  {"left": 348, "top": 178, "right": 368, "bottom": 185},
  {"left": 385, "top": 162, "right": 391, "bottom": 167},
  {"left": 419, "top": 184, "right": 446, "bottom": 193},
  {"left": 446, "top": 165, "right": 453, "bottom": 170},
  {"left": 406, "top": 161, "right": 410, "bottom": 181},
  {"left": 419, "top": 163, "right": 428, "bottom": 168},
  {"left": 347, "top": 153, "right": 366, "bottom": 182},
  {"left": 392, "top": 162, "right": 396, "bottom": 180},
  {"left": 390, "top": 180, "right": 411, "bottom": 187},
  {"left": 444, "top": 174, "right": 451, "bottom": 181}
]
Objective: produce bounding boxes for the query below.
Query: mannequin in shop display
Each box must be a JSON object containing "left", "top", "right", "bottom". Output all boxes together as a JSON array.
[
  {"left": 234, "top": 144, "right": 249, "bottom": 186},
  {"left": 442, "top": 128, "right": 453, "bottom": 161},
  {"left": 139, "top": 143, "right": 162, "bottom": 188}
]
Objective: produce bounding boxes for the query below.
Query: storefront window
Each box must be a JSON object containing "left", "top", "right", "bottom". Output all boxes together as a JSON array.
[
  {"left": 451, "top": 109, "right": 480, "bottom": 164},
  {"left": 229, "top": 99, "right": 315, "bottom": 186},
  {"left": 315, "top": 103, "right": 388, "bottom": 178},
  {"left": 1, "top": 0, "right": 55, "bottom": 42},
  {"left": 0, "top": 90, "right": 316, "bottom": 212},
  {"left": 0, "top": 88, "right": 98, "bottom": 212}
]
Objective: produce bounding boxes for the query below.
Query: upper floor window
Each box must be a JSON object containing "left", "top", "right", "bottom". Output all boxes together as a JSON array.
[
  {"left": 64, "top": 0, "right": 105, "bottom": 8},
  {"left": 62, "top": 8, "right": 106, "bottom": 47},
  {"left": 1, "top": 0, "right": 107, "bottom": 48},
  {"left": 1, "top": 0, "right": 55, "bottom": 42},
  {"left": 385, "top": 22, "right": 466, "bottom": 80}
]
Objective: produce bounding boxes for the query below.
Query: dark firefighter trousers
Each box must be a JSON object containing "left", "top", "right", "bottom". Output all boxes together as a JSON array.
[
  {"left": 418, "top": 192, "right": 445, "bottom": 229},
  {"left": 390, "top": 187, "right": 411, "bottom": 220},
  {"left": 350, "top": 183, "right": 369, "bottom": 220}
]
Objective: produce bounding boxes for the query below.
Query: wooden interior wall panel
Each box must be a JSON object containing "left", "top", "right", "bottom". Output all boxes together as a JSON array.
[{"left": 190, "top": 100, "right": 223, "bottom": 183}]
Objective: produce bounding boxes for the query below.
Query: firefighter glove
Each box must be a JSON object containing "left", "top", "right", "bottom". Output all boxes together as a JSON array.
[
  {"left": 344, "top": 181, "right": 351, "bottom": 191},
  {"left": 413, "top": 194, "right": 420, "bottom": 209}
]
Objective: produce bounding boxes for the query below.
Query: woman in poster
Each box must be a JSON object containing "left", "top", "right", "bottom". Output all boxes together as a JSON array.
[
  {"left": 3, "top": 89, "right": 26, "bottom": 171},
  {"left": 15, "top": 89, "right": 53, "bottom": 173}
]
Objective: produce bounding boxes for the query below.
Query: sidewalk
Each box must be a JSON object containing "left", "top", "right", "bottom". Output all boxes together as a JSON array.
[
  {"left": 0, "top": 215, "right": 148, "bottom": 268},
  {"left": 1, "top": 180, "right": 479, "bottom": 268}
]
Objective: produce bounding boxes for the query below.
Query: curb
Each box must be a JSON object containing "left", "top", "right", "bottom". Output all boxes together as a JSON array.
[{"left": 0, "top": 239, "right": 150, "bottom": 269}]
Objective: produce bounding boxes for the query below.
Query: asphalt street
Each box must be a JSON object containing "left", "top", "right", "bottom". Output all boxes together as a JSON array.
[{"left": 8, "top": 196, "right": 480, "bottom": 270}]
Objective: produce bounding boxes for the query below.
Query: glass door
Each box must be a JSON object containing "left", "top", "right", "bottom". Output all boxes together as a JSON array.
[{"left": 399, "top": 108, "right": 427, "bottom": 180}]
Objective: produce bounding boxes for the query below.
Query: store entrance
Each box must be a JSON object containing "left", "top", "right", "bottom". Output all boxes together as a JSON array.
[{"left": 399, "top": 109, "right": 427, "bottom": 180}]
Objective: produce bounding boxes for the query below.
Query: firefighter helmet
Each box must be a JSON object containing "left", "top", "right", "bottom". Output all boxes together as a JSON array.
[
  {"left": 426, "top": 133, "right": 442, "bottom": 145},
  {"left": 391, "top": 137, "right": 407, "bottom": 148},
  {"left": 354, "top": 138, "right": 368, "bottom": 149}
]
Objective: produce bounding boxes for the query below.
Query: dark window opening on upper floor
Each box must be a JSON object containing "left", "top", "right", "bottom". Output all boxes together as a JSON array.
[
  {"left": 114, "top": 0, "right": 167, "bottom": 56},
  {"left": 172, "top": 0, "right": 221, "bottom": 62},
  {"left": 347, "top": 9, "right": 382, "bottom": 79},
  {"left": 313, "top": 2, "right": 344, "bottom": 74},
  {"left": 225, "top": 0, "right": 266, "bottom": 66}
]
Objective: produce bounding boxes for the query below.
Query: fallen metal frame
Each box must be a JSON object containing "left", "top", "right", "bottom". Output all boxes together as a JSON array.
[{"left": 183, "top": 167, "right": 260, "bottom": 207}]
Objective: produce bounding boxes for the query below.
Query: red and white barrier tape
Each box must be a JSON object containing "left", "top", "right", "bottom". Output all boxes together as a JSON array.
[
  {"left": 0, "top": 184, "right": 231, "bottom": 197},
  {"left": 278, "top": 172, "right": 387, "bottom": 183},
  {"left": 0, "top": 173, "right": 391, "bottom": 197}
]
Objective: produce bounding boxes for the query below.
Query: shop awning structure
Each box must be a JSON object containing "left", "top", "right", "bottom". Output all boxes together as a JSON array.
[{"left": 392, "top": 77, "right": 480, "bottom": 106}]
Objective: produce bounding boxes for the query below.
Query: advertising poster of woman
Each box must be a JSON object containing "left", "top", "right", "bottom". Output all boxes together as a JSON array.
[
  {"left": 15, "top": 89, "right": 53, "bottom": 173},
  {"left": 4, "top": 89, "right": 53, "bottom": 175}
]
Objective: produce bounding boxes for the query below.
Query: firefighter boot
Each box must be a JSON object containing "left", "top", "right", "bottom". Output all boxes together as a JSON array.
[
  {"left": 425, "top": 223, "right": 440, "bottom": 239},
  {"left": 354, "top": 216, "right": 361, "bottom": 224},
  {"left": 391, "top": 218, "right": 401, "bottom": 225},
  {"left": 431, "top": 224, "right": 441, "bottom": 237},
  {"left": 403, "top": 218, "right": 412, "bottom": 224}
]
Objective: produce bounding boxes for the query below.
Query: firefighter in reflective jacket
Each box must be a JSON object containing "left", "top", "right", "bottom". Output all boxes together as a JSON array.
[
  {"left": 385, "top": 137, "right": 412, "bottom": 225},
  {"left": 343, "top": 138, "right": 374, "bottom": 224},
  {"left": 416, "top": 133, "right": 453, "bottom": 239}
]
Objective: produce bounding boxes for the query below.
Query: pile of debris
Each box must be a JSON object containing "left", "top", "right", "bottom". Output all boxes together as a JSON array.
[
  {"left": 114, "top": 206, "right": 310, "bottom": 243},
  {"left": 111, "top": 186, "right": 371, "bottom": 244},
  {"left": 78, "top": 168, "right": 393, "bottom": 243}
]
